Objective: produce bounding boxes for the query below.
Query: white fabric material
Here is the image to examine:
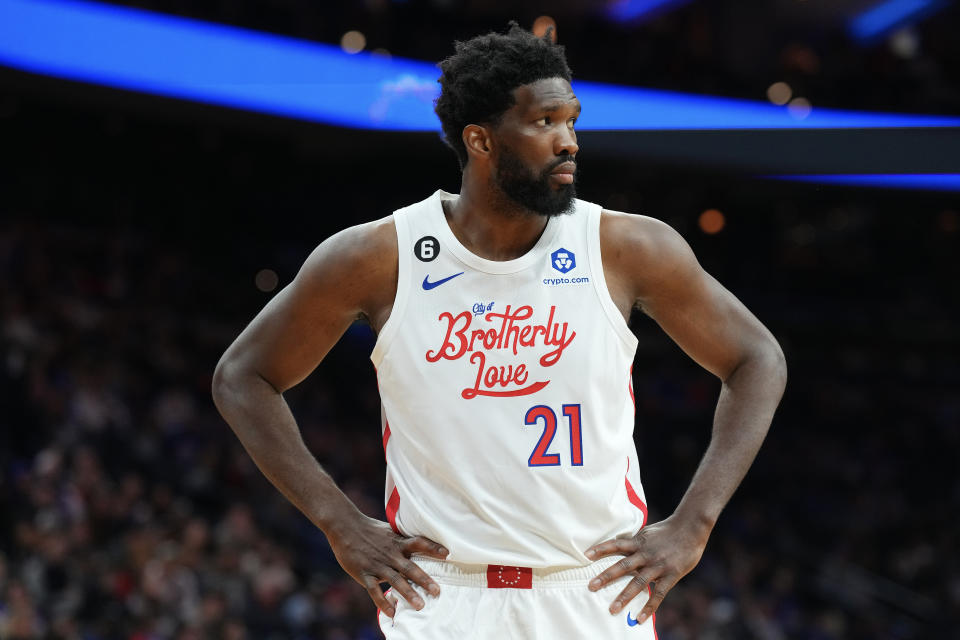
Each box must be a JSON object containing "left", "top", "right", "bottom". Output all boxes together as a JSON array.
[
  {"left": 372, "top": 190, "right": 646, "bottom": 568},
  {"left": 377, "top": 556, "right": 658, "bottom": 640}
]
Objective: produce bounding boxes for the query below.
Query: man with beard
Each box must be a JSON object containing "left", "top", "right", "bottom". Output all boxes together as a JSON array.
[{"left": 212, "top": 24, "right": 787, "bottom": 639}]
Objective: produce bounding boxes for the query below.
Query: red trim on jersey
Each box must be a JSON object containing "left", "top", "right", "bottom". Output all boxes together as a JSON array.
[
  {"left": 624, "top": 458, "right": 648, "bottom": 527},
  {"left": 486, "top": 565, "right": 533, "bottom": 589},
  {"left": 382, "top": 421, "right": 391, "bottom": 461},
  {"left": 625, "top": 477, "right": 648, "bottom": 527},
  {"left": 386, "top": 487, "right": 401, "bottom": 534},
  {"left": 628, "top": 364, "right": 635, "bottom": 407},
  {"left": 380, "top": 399, "right": 398, "bottom": 534}
]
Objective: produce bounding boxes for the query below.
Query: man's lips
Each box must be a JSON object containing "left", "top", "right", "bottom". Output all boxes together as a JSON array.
[{"left": 550, "top": 162, "right": 576, "bottom": 184}]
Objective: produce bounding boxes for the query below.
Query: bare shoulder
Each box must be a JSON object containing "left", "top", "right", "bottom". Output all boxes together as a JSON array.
[
  {"left": 298, "top": 214, "right": 398, "bottom": 321},
  {"left": 302, "top": 215, "right": 397, "bottom": 275},
  {"left": 218, "top": 215, "right": 398, "bottom": 393},
  {"left": 599, "top": 208, "right": 699, "bottom": 304},
  {"left": 600, "top": 209, "right": 693, "bottom": 268},
  {"left": 598, "top": 208, "right": 783, "bottom": 381}
]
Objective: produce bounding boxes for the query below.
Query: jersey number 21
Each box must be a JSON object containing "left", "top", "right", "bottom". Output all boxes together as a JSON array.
[{"left": 524, "top": 404, "right": 583, "bottom": 467}]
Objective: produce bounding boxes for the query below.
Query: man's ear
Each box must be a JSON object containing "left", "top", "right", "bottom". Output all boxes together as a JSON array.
[{"left": 463, "top": 124, "right": 493, "bottom": 162}]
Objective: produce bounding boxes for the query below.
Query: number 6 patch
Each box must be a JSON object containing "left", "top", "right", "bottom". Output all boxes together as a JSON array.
[{"left": 414, "top": 236, "right": 439, "bottom": 262}]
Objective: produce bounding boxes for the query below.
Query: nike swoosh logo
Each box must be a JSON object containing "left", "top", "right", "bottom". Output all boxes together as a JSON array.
[
  {"left": 422, "top": 272, "right": 464, "bottom": 290},
  {"left": 626, "top": 612, "right": 640, "bottom": 627}
]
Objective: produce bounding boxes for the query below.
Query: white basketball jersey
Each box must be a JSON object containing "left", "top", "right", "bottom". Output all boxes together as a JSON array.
[{"left": 371, "top": 190, "right": 647, "bottom": 568}]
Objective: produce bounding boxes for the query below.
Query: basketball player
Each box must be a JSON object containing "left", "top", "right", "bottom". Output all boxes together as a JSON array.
[{"left": 212, "top": 25, "right": 786, "bottom": 639}]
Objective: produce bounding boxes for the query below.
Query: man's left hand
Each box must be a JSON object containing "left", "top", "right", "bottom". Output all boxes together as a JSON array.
[{"left": 584, "top": 515, "right": 710, "bottom": 624}]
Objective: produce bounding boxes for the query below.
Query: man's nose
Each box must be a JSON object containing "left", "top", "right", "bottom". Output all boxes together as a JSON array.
[{"left": 555, "top": 127, "right": 579, "bottom": 157}]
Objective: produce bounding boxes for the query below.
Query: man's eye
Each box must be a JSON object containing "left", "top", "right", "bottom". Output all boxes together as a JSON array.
[
  {"left": 537, "top": 117, "right": 551, "bottom": 125},
  {"left": 568, "top": 118, "right": 577, "bottom": 128}
]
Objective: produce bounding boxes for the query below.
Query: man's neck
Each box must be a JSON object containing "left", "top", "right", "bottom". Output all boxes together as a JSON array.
[{"left": 444, "top": 170, "right": 549, "bottom": 262}]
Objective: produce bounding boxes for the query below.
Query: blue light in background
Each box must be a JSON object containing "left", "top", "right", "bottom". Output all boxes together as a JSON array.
[
  {"left": 606, "top": 0, "right": 693, "bottom": 23},
  {"left": 0, "top": 0, "right": 442, "bottom": 130},
  {"left": 2, "top": 0, "right": 960, "bottom": 132},
  {"left": 570, "top": 80, "right": 960, "bottom": 129},
  {"left": 772, "top": 174, "right": 960, "bottom": 191},
  {"left": 849, "top": 0, "right": 947, "bottom": 42}
]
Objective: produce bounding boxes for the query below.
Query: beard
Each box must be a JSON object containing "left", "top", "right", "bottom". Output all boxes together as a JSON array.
[{"left": 493, "top": 146, "right": 577, "bottom": 217}]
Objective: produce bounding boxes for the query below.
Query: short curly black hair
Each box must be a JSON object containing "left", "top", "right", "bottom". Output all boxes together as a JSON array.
[{"left": 434, "top": 22, "right": 572, "bottom": 169}]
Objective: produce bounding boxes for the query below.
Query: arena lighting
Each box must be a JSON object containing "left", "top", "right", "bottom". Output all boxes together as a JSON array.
[
  {"left": 849, "top": 0, "right": 948, "bottom": 42},
  {"left": 787, "top": 97, "right": 812, "bottom": 120},
  {"left": 255, "top": 269, "right": 279, "bottom": 293},
  {"left": 698, "top": 209, "right": 725, "bottom": 234},
  {"left": 2, "top": 0, "right": 960, "bottom": 131},
  {"left": 340, "top": 31, "right": 367, "bottom": 55},
  {"left": 766, "top": 82, "right": 792, "bottom": 106},
  {"left": 606, "top": 0, "right": 694, "bottom": 23},
  {"left": 771, "top": 174, "right": 960, "bottom": 192}
]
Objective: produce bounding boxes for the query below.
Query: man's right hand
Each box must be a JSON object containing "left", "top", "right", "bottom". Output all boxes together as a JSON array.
[{"left": 327, "top": 513, "right": 449, "bottom": 617}]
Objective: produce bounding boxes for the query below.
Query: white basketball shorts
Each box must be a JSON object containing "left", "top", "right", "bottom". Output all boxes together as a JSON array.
[{"left": 377, "top": 556, "right": 658, "bottom": 639}]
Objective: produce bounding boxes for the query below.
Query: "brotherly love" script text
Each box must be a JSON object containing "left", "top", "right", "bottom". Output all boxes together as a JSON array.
[{"left": 425, "top": 304, "right": 576, "bottom": 399}]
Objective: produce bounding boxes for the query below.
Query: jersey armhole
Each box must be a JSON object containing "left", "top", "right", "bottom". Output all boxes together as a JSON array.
[
  {"left": 370, "top": 211, "right": 411, "bottom": 367},
  {"left": 587, "top": 206, "right": 640, "bottom": 351}
]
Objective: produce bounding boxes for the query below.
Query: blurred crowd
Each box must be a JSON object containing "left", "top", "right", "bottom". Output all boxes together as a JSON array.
[
  {"left": 0, "top": 222, "right": 389, "bottom": 639},
  {"left": 1, "top": 180, "right": 957, "bottom": 639}
]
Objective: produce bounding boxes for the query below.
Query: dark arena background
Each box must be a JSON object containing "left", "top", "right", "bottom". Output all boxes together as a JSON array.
[{"left": 1, "top": 1, "right": 959, "bottom": 638}]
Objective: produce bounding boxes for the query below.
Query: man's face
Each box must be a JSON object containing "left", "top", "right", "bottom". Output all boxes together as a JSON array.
[{"left": 490, "top": 78, "right": 580, "bottom": 217}]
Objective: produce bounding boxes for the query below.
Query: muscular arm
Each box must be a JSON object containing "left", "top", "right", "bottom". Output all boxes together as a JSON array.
[
  {"left": 211, "top": 217, "right": 445, "bottom": 616},
  {"left": 588, "top": 210, "right": 787, "bottom": 621}
]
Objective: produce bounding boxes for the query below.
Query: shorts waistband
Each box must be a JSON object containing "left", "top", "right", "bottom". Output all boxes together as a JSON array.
[{"left": 410, "top": 555, "right": 620, "bottom": 589}]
